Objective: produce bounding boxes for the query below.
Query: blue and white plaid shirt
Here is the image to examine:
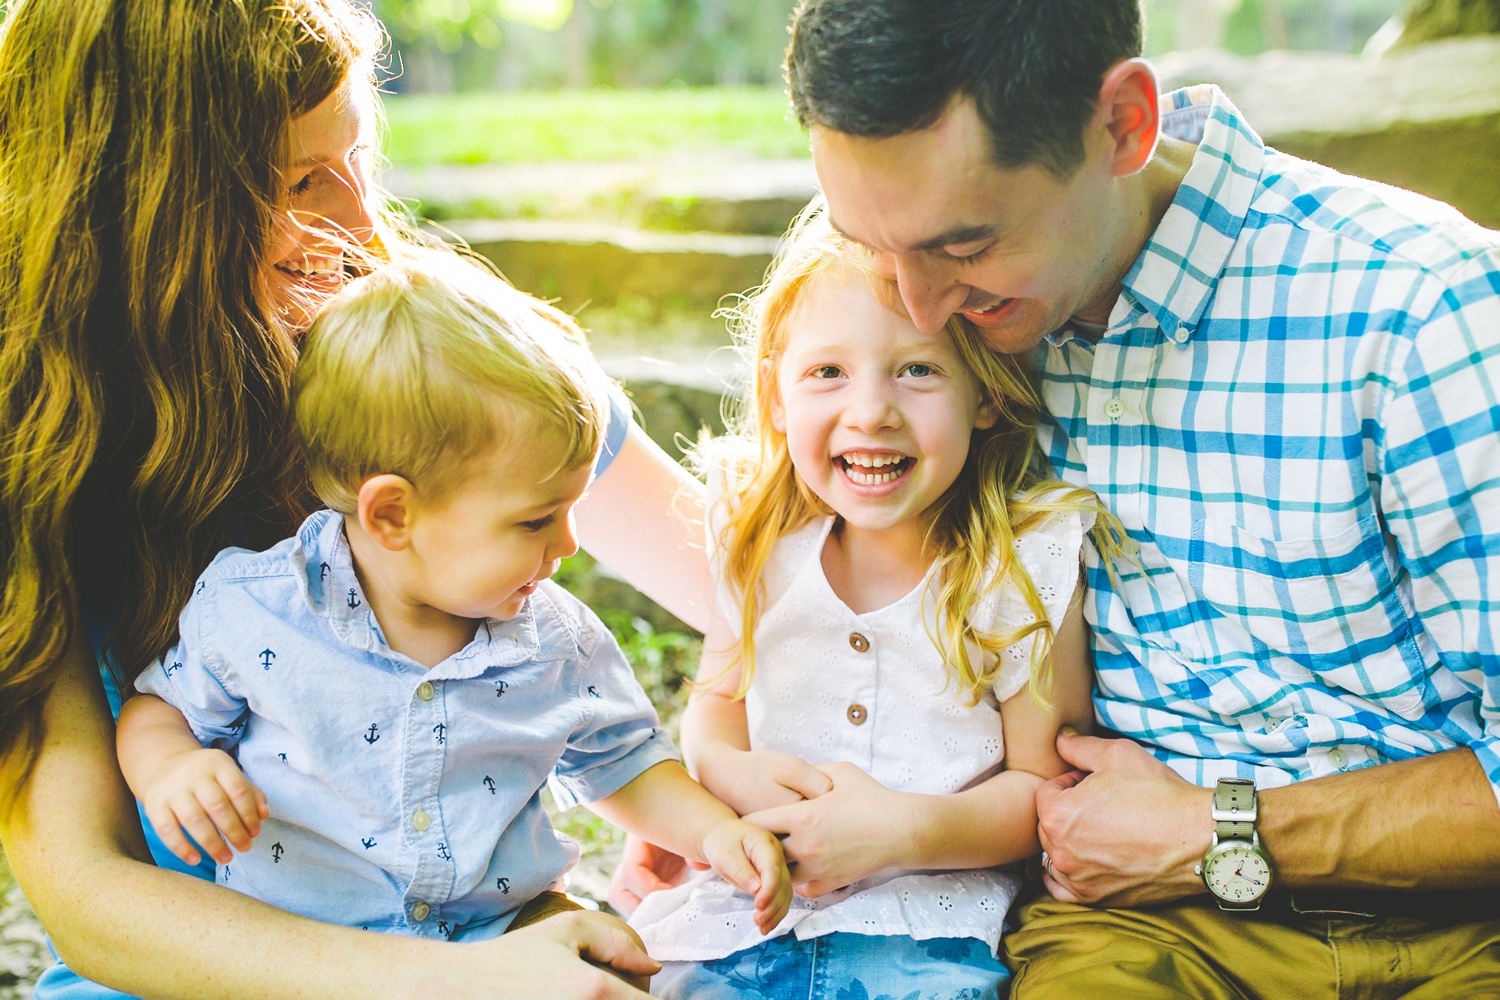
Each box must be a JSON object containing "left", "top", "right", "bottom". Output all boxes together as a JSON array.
[{"left": 1037, "top": 86, "right": 1500, "bottom": 805}]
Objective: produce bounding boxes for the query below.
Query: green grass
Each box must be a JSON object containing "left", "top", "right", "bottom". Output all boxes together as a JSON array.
[{"left": 381, "top": 87, "right": 809, "bottom": 166}]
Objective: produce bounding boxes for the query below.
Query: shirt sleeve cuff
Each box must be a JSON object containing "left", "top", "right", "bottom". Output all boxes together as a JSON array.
[{"left": 549, "top": 729, "right": 681, "bottom": 811}]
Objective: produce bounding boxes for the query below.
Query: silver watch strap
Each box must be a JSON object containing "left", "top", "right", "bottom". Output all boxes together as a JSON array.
[{"left": 1212, "top": 777, "right": 1257, "bottom": 841}]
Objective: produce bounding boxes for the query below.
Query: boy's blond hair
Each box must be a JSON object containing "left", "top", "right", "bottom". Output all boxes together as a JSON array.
[{"left": 294, "top": 253, "right": 612, "bottom": 513}]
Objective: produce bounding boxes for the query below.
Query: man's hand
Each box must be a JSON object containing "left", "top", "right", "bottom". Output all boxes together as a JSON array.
[
  {"left": 1035, "top": 730, "right": 1212, "bottom": 907},
  {"left": 695, "top": 746, "right": 833, "bottom": 816},
  {"left": 137, "top": 747, "right": 269, "bottom": 866},
  {"left": 699, "top": 818, "right": 793, "bottom": 933},
  {"left": 742, "top": 761, "right": 907, "bottom": 898}
]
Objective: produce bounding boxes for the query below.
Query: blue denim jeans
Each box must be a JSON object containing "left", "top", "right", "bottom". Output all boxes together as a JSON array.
[{"left": 650, "top": 932, "right": 1010, "bottom": 1000}]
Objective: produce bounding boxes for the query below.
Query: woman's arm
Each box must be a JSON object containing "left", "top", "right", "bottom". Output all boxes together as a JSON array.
[
  {"left": 1, "top": 635, "right": 657, "bottom": 1000},
  {"left": 576, "top": 422, "right": 710, "bottom": 632}
]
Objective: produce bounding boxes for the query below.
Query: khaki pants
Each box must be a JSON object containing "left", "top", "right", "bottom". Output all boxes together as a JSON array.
[{"left": 1004, "top": 887, "right": 1500, "bottom": 999}]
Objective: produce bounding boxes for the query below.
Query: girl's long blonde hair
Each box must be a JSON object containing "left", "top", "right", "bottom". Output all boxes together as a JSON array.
[
  {"left": 0, "top": 0, "right": 382, "bottom": 795},
  {"left": 704, "top": 203, "right": 1122, "bottom": 707}
]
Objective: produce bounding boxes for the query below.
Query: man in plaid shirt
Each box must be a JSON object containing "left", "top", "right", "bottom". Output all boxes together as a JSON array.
[{"left": 785, "top": 0, "right": 1500, "bottom": 995}]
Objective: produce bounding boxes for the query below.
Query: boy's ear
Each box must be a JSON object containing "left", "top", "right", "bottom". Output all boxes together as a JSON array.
[
  {"left": 1097, "top": 57, "right": 1160, "bottom": 178},
  {"left": 356, "top": 474, "right": 418, "bottom": 551}
]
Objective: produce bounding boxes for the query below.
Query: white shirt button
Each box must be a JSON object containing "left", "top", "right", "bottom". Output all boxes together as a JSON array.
[
  {"left": 1103, "top": 397, "right": 1126, "bottom": 420},
  {"left": 1328, "top": 747, "right": 1347, "bottom": 769},
  {"left": 412, "top": 808, "right": 431, "bottom": 832},
  {"left": 417, "top": 681, "right": 435, "bottom": 701},
  {"left": 1174, "top": 325, "right": 1191, "bottom": 343},
  {"left": 411, "top": 901, "right": 430, "bottom": 921}
]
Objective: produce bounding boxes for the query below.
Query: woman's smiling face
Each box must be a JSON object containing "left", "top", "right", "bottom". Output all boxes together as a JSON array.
[
  {"left": 268, "top": 77, "right": 377, "bottom": 327},
  {"left": 770, "top": 270, "right": 996, "bottom": 539}
]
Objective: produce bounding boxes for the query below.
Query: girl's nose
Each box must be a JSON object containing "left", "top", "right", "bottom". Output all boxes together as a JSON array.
[{"left": 844, "top": 379, "right": 902, "bottom": 432}]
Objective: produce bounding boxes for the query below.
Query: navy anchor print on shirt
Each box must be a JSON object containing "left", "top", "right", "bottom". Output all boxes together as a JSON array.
[
  {"left": 347, "top": 588, "right": 361, "bottom": 609},
  {"left": 437, "top": 842, "right": 451, "bottom": 861},
  {"left": 482, "top": 775, "right": 496, "bottom": 794},
  {"left": 494, "top": 679, "right": 508, "bottom": 698},
  {"left": 433, "top": 723, "right": 447, "bottom": 745},
  {"left": 259, "top": 648, "right": 276, "bottom": 670},
  {"left": 496, "top": 877, "right": 510, "bottom": 894},
  {"left": 363, "top": 723, "right": 380, "bottom": 744},
  {"left": 361, "top": 837, "right": 376, "bottom": 850},
  {"left": 271, "top": 842, "right": 285, "bottom": 863},
  {"left": 320, "top": 561, "right": 331, "bottom": 582}
]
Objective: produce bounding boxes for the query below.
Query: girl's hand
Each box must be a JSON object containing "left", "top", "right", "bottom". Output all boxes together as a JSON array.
[
  {"left": 138, "top": 747, "right": 269, "bottom": 866},
  {"left": 607, "top": 834, "right": 697, "bottom": 915},
  {"left": 742, "top": 761, "right": 907, "bottom": 897},
  {"left": 699, "top": 817, "right": 793, "bottom": 934},
  {"left": 695, "top": 746, "right": 833, "bottom": 816}
]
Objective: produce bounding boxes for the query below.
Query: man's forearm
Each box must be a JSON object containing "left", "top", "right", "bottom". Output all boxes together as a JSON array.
[{"left": 1260, "top": 747, "right": 1500, "bottom": 891}]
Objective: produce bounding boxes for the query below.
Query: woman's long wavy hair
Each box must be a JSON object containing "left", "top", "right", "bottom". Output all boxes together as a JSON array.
[
  {"left": 702, "top": 203, "right": 1124, "bottom": 708},
  {"left": 0, "top": 0, "right": 382, "bottom": 797}
]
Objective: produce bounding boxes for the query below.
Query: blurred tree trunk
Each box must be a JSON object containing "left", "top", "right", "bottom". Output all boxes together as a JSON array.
[{"left": 1390, "top": 0, "right": 1500, "bottom": 48}]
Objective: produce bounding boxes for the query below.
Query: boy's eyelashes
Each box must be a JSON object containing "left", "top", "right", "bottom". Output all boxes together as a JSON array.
[{"left": 518, "top": 512, "right": 558, "bottom": 531}]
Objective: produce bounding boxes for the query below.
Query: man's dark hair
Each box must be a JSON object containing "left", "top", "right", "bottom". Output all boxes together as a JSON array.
[{"left": 787, "top": 0, "right": 1143, "bottom": 176}]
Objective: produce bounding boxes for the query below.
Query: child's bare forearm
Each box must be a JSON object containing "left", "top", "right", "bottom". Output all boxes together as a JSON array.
[
  {"left": 901, "top": 769, "right": 1046, "bottom": 870},
  {"left": 115, "top": 694, "right": 205, "bottom": 796},
  {"left": 679, "top": 691, "right": 749, "bottom": 781},
  {"left": 591, "top": 760, "right": 738, "bottom": 863}
]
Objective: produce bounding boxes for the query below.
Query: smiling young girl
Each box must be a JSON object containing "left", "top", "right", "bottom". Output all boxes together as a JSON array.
[{"left": 628, "top": 207, "right": 1119, "bottom": 998}]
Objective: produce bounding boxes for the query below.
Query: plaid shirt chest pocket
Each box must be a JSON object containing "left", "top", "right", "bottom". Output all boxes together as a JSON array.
[{"left": 1190, "top": 509, "right": 1427, "bottom": 718}]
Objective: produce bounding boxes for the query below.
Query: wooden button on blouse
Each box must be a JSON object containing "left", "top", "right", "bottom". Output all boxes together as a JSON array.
[
  {"left": 846, "top": 703, "right": 868, "bottom": 725},
  {"left": 848, "top": 632, "right": 870, "bottom": 652}
]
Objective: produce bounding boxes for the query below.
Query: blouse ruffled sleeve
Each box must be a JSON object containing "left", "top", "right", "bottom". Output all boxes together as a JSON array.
[{"left": 972, "top": 507, "right": 1093, "bottom": 703}]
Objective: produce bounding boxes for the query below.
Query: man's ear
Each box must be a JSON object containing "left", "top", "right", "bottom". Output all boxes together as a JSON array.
[
  {"left": 762, "top": 357, "right": 787, "bottom": 433},
  {"left": 356, "top": 474, "right": 418, "bottom": 552},
  {"left": 1097, "top": 57, "right": 1160, "bottom": 178}
]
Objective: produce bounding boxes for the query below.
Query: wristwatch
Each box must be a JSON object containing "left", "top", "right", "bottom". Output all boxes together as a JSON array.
[{"left": 1194, "top": 777, "right": 1272, "bottom": 910}]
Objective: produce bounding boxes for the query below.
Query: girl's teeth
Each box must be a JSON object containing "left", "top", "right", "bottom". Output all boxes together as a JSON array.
[{"left": 847, "top": 467, "right": 903, "bottom": 485}]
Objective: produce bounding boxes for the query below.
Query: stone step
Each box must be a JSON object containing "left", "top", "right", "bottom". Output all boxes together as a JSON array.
[{"left": 453, "top": 218, "right": 779, "bottom": 313}]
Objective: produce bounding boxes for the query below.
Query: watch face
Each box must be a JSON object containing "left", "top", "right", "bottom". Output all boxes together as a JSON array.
[{"left": 1203, "top": 845, "right": 1271, "bottom": 903}]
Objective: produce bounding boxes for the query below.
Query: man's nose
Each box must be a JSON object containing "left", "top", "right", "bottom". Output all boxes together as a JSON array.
[{"left": 892, "top": 256, "right": 968, "bottom": 335}]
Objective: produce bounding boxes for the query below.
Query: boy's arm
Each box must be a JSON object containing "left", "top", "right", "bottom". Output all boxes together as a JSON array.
[
  {"left": 740, "top": 600, "right": 1094, "bottom": 895},
  {"left": 116, "top": 694, "right": 267, "bottom": 866},
  {"left": 591, "top": 760, "right": 792, "bottom": 933}
]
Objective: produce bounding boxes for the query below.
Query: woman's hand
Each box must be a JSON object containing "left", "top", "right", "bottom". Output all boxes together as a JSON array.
[
  {"left": 695, "top": 746, "right": 833, "bottom": 816},
  {"left": 496, "top": 910, "right": 660, "bottom": 997},
  {"left": 607, "top": 835, "right": 695, "bottom": 915},
  {"left": 741, "top": 761, "right": 908, "bottom": 897}
]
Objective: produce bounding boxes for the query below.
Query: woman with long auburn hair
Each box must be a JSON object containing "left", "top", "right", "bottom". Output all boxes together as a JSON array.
[{"left": 0, "top": 1, "right": 707, "bottom": 996}]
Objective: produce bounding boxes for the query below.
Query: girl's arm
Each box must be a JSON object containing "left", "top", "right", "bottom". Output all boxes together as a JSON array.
[
  {"left": 575, "top": 422, "right": 711, "bottom": 632},
  {"left": 1, "top": 634, "right": 657, "bottom": 1000},
  {"left": 741, "top": 601, "right": 1094, "bottom": 896},
  {"left": 680, "top": 613, "right": 833, "bottom": 816}
]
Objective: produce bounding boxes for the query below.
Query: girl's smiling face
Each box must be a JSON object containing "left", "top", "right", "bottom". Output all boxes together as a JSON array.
[{"left": 770, "top": 271, "right": 997, "bottom": 541}]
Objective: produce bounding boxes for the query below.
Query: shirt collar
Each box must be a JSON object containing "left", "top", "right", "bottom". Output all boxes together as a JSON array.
[
  {"left": 1116, "top": 85, "right": 1264, "bottom": 343},
  {"left": 292, "top": 509, "right": 542, "bottom": 675}
]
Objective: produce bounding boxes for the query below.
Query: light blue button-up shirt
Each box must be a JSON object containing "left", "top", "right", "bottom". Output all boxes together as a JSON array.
[
  {"left": 1039, "top": 86, "right": 1500, "bottom": 803},
  {"left": 136, "top": 509, "right": 678, "bottom": 941}
]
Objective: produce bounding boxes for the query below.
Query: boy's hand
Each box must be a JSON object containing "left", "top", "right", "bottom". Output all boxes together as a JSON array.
[
  {"left": 138, "top": 747, "right": 269, "bottom": 866},
  {"left": 699, "top": 817, "right": 792, "bottom": 934},
  {"left": 695, "top": 747, "right": 832, "bottom": 816}
]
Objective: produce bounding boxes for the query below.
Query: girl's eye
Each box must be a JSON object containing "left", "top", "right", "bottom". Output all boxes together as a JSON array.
[
  {"left": 811, "top": 365, "right": 843, "bottom": 379},
  {"left": 288, "top": 173, "right": 314, "bottom": 197},
  {"left": 520, "top": 513, "right": 557, "bottom": 532},
  {"left": 902, "top": 363, "right": 934, "bottom": 377}
]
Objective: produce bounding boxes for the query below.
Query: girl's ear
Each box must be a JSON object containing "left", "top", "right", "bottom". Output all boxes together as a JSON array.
[
  {"left": 762, "top": 357, "right": 787, "bottom": 433},
  {"left": 356, "top": 474, "right": 417, "bottom": 551},
  {"left": 974, "top": 392, "right": 1000, "bottom": 431}
]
